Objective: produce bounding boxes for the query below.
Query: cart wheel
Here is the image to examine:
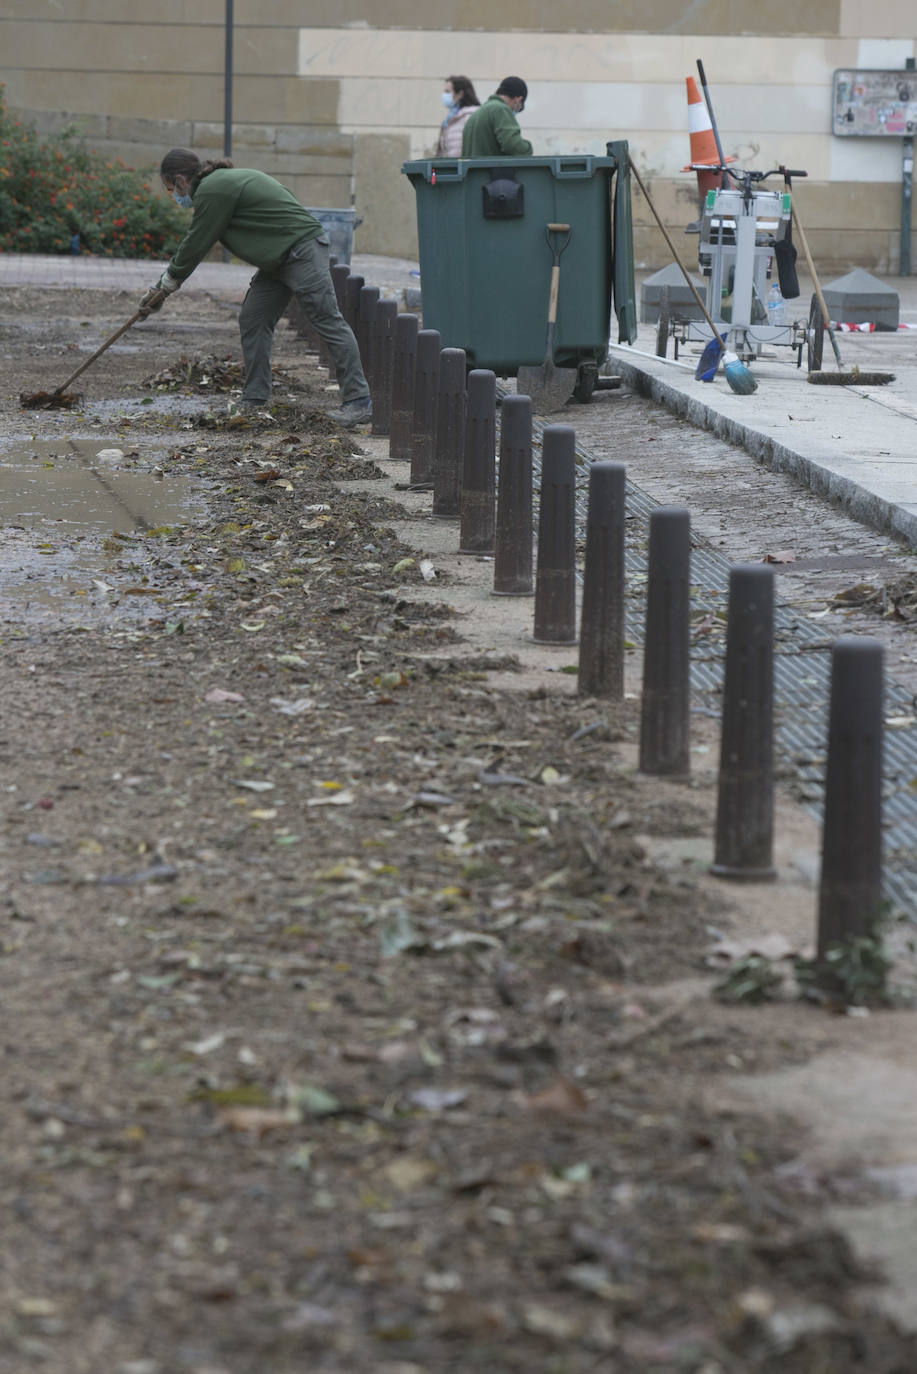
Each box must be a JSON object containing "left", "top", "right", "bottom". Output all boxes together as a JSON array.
[
  {"left": 572, "top": 362, "right": 598, "bottom": 404},
  {"left": 807, "top": 293, "right": 824, "bottom": 373},
  {"left": 655, "top": 304, "right": 671, "bottom": 358}
]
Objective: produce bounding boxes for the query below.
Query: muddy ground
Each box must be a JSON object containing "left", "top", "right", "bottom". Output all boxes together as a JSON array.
[{"left": 2, "top": 285, "right": 917, "bottom": 1373}]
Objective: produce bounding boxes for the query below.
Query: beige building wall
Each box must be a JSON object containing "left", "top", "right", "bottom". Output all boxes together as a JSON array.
[{"left": 1, "top": 3, "right": 915, "bottom": 270}]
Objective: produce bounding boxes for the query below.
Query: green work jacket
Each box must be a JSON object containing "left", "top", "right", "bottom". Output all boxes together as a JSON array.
[
  {"left": 167, "top": 168, "right": 323, "bottom": 281},
  {"left": 461, "top": 95, "right": 533, "bottom": 158}
]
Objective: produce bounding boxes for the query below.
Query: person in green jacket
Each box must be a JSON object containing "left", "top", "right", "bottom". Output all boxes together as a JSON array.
[
  {"left": 138, "top": 150, "right": 371, "bottom": 427},
  {"left": 461, "top": 77, "right": 532, "bottom": 158}
]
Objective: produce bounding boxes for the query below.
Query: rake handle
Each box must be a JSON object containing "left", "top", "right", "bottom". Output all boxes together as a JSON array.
[
  {"left": 545, "top": 223, "right": 571, "bottom": 328},
  {"left": 51, "top": 310, "right": 144, "bottom": 398},
  {"left": 627, "top": 155, "right": 722, "bottom": 344},
  {"left": 788, "top": 201, "right": 844, "bottom": 368}
]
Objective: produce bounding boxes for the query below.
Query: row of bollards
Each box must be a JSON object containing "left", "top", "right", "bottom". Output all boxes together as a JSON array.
[{"left": 317, "top": 261, "right": 885, "bottom": 975}]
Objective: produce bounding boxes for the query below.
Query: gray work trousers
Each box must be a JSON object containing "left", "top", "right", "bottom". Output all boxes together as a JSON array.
[{"left": 238, "top": 235, "right": 369, "bottom": 405}]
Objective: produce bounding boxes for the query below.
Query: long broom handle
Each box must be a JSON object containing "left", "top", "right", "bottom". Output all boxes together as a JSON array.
[
  {"left": 696, "top": 60, "right": 729, "bottom": 179},
  {"left": 627, "top": 155, "right": 722, "bottom": 344},
  {"left": 789, "top": 202, "right": 844, "bottom": 368},
  {"left": 51, "top": 310, "right": 144, "bottom": 398}
]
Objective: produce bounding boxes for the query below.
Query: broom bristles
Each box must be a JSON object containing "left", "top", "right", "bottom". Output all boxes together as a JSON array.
[
  {"left": 723, "top": 351, "right": 757, "bottom": 395},
  {"left": 807, "top": 371, "right": 895, "bottom": 386}
]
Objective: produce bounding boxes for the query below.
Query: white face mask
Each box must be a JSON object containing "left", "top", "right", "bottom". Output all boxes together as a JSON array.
[{"left": 441, "top": 91, "right": 455, "bottom": 109}]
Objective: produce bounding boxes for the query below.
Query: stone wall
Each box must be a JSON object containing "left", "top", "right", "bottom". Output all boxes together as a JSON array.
[{"left": 1, "top": 4, "right": 915, "bottom": 269}]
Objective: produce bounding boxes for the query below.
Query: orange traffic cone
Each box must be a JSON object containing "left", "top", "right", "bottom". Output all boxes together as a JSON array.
[{"left": 682, "top": 75, "right": 735, "bottom": 210}]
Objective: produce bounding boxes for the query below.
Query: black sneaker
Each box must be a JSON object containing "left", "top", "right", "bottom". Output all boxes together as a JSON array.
[{"left": 328, "top": 397, "right": 372, "bottom": 428}]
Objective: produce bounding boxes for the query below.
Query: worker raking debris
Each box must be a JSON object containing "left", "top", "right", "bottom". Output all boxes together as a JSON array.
[{"left": 140, "top": 149, "right": 373, "bottom": 428}]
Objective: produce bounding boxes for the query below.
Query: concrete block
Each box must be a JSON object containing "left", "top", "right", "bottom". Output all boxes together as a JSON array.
[
  {"left": 640, "top": 262, "right": 706, "bottom": 324},
  {"left": 29, "top": 109, "right": 110, "bottom": 140},
  {"left": 81, "top": 140, "right": 161, "bottom": 172},
  {"left": 355, "top": 132, "right": 417, "bottom": 259},
  {"left": 281, "top": 174, "right": 353, "bottom": 211},
  {"left": 275, "top": 125, "right": 353, "bottom": 157},
  {"left": 191, "top": 122, "right": 276, "bottom": 150},
  {"left": 259, "top": 151, "right": 353, "bottom": 179},
  {"left": 235, "top": 76, "right": 340, "bottom": 126},
  {"left": 23, "top": 69, "right": 115, "bottom": 115},
  {"left": 106, "top": 72, "right": 201, "bottom": 121},
  {"left": 822, "top": 268, "right": 900, "bottom": 329},
  {"left": 45, "top": 0, "right": 224, "bottom": 21},
  {"left": 108, "top": 115, "right": 195, "bottom": 147},
  {"left": 404, "top": 286, "right": 423, "bottom": 309}
]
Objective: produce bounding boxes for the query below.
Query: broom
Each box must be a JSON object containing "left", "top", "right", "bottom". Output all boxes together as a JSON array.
[
  {"left": 627, "top": 155, "right": 756, "bottom": 395},
  {"left": 784, "top": 181, "right": 895, "bottom": 387}
]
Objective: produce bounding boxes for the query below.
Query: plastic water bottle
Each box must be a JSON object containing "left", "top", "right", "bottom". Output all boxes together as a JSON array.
[{"left": 767, "top": 281, "right": 785, "bottom": 325}]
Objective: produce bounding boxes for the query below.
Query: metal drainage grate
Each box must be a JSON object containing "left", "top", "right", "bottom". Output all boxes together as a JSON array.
[{"left": 497, "top": 403, "right": 917, "bottom": 918}]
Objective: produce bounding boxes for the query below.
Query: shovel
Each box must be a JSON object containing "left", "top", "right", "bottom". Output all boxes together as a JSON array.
[
  {"left": 20, "top": 309, "right": 144, "bottom": 409},
  {"left": 517, "top": 223, "right": 577, "bottom": 413}
]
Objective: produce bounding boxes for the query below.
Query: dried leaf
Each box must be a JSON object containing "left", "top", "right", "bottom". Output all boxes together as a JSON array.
[
  {"left": 270, "top": 696, "right": 315, "bottom": 716},
  {"left": 185, "top": 1031, "right": 226, "bottom": 1056},
  {"left": 384, "top": 1156, "right": 439, "bottom": 1192},
  {"left": 306, "top": 789, "right": 355, "bottom": 807},
  {"left": 526, "top": 1077, "right": 589, "bottom": 1115},
  {"left": 410, "top": 1087, "right": 468, "bottom": 1112},
  {"left": 218, "top": 1106, "right": 295, "bottom": 1136},
  {"left": 762, "top": 550, "right": 796, "bottom": 565}
]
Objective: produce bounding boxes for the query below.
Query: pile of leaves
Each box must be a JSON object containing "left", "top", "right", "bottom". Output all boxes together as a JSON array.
[
  {"left": 833, "top": 572, "right": 917, "bottom": 621},
  {"left": 144, "top": 353, "right": 246, "bottom": 393},
  {"left": 0, "top": 83, "right": 186, "bottom": 257}
]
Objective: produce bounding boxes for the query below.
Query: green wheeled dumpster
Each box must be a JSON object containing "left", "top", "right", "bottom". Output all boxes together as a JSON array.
[{"left": 402, "top": 140, "right": 636, "bottom": 401}]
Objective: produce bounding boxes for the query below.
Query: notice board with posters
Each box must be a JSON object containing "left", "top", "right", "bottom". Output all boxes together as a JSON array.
[{"left": 833, "top": 69, "right": 917, "bottom": 136}]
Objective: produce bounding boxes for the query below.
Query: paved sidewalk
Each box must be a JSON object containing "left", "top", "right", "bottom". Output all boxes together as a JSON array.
[
  {"left": 610, "top": 270, "right": 917, "bottom": 550},
  {"left": 0, "top": 250, "right": 418, "bottom": 298}
]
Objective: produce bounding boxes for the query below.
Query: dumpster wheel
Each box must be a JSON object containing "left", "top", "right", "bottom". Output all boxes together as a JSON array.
[{"left": 572, "top": 361, "right": 599, "bottom": 403}]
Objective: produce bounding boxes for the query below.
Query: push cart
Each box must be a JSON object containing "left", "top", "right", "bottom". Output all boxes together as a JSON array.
[{"left": 656, "top": 166, "right": 825, "bottom": 373}]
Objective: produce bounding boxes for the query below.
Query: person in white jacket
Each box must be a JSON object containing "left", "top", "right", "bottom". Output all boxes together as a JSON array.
[{"left": 435, "top": 76, "right": 480, "bottom": 157}]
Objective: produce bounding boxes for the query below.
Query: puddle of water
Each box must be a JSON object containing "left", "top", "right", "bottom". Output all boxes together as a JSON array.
[
  {"left": 85, "top": 395, "right": 221, "bottom": 421},
  {"left": 0, "top": 439, "right": 204, "bottom": 627}
]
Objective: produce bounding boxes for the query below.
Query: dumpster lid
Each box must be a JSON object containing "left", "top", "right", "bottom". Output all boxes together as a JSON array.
[{"left": 403, "top": 155, "right": 621, "bottom": 182}]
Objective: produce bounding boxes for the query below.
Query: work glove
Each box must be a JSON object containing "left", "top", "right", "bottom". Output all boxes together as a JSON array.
[{"left": 138, "top": 271, "right": 180, "bottom": 319}]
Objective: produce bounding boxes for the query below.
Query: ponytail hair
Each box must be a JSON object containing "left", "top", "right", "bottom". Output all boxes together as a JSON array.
[
  {"left": 447, "top": 75, "right": 479, "bottom": 109},
  {"left": 159, "top": 148, "right": 234, "bottom": 191}
]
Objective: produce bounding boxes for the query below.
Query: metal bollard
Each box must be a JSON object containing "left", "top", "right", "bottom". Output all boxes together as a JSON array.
[
  {"left": 370, "top": 299, "right": 397, "bottom": 437},
  {"left": 390, "top": 314, "right": 419, "bottom": 461},
  {"left": 817, "top": 636, "right": 884, "bottom": 964},
  {"left": 410, "top": 329, "right": 440, "bottom": 488},
  {"left": 638, "top": 508, "right": 691, "bottom": 776},
  {"left": 533, "top": 425, "right": 578, "bottom": 644},
  {"left": 459, "top": 369, "right": 496, "bottom": 554},
  {"left": 433, "top": 348, "right": 467, "bottom": 519},
  {"left": 357, "top": 285, "right": 380, "bottom": 384},
  {"left": 493, "top": 394, "right": 534, "bottom": 596},
  {"left": 342, "top": 274, "right": 364, "bottom": 342},
  {"left": 578, "top": 461, "right": 626, "bottom": 697},
  {"left": 710, "top": 564, "right": 776, "bottom": 880}
]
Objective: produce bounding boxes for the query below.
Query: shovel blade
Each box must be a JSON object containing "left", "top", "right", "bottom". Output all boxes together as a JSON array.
[{"left": 516, "top": 360, "right": 577, "bottom": 414}]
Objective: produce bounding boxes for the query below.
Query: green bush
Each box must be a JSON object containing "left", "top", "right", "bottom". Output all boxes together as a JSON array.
[{"left": 0, "top": 85, "right": 186, "bottom": 259}]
